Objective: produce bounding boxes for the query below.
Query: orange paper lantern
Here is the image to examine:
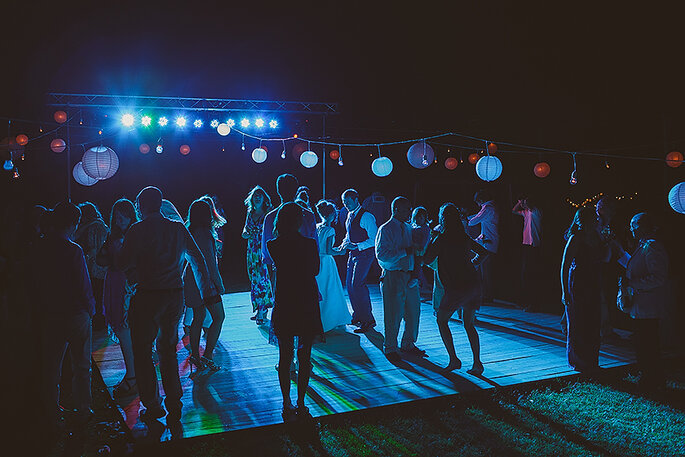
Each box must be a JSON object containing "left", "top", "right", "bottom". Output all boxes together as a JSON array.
[
  {"left": 139, "top": 143, "right": 150, "bottom": 154},
  {"left": 54, "top": 111, "right": 68, "bottom": 124},
  {"left": 15, "top": 134, "right": 28, "bottom": 146},
  {"left": 445, "top": 157, "right": 458, "bottom": 170},
  {"left": 329, "top": 150, "right": 340, "bottom": 160},
  {"left": 534, "top": 162, "right": 551, "bottom": 178},
  {"left": 487, "top": 142, "right": 497, "bottom": 154},
  {"left": 666, "top": 151, "right": 683, "bottom": 168},
  {"left": 180, "top": 144, "right": 191, "bottom": 155},
  {"left": 468, "top": 152, "right": 479, "bottom": 164},
  {"left": 50, "top": 138, "right": 66, "bottom": 153}
]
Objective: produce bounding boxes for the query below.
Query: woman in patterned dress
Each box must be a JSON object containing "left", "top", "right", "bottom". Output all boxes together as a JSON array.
[{"left": 242, "top": 186, "right": 275, "bottom": 325}]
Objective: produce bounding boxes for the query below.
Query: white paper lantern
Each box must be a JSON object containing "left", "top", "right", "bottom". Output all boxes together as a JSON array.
[
  {"left": 82, "top": 146, "right": 119, "bottom": 180},
  {"left": 407, "top": 142, "right": 434, "bottom": 169},
  {"left": 217, "top": 123, "right": 231, "bottom": 136},
  {"left": 300, "top": 150, "right": 318, "bottom": 168},
  {"left": 476, "top": 155, "right": 503, "bottom": 181},
  {"left": 252, "top": 147, "right": 267, "bottom": 163},
  {"left": 668, "top": 182, "right": 685, "bottom": 214},
  {"left": 73, "top": 162, "right": 98, "bottom": 186},
  {"left": 372, "top": 157, "right": 393, "bottom": 177}
]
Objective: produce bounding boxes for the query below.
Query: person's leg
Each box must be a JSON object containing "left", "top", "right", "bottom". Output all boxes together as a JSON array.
[
  {"left": 277, "top": 335, "right": 295, "bottom": 408},
  {"left": 634, "top": 318, "right": 663, "bottom": 388},
  {"left": 463, "top": 308, "right": 483, "bottom": 374},
  {"left": 381, "top": 271, "right": 403, "bottom": 354},
  {"left": 189, "top": 306, "right": 206, "bottom": 360},
  {"left": 479, "top": 254, "right": 494, "bottom": 303},
  {"left": 68, "top": 312, "right": 93, "bottom": 416},
  {"left": 345, "top": 253, "right": 357, "bottom": 322},
  {"left": 436, "top": 303, "right": 460, "bottom": 371},
  {"left": 41, "top": 318, "right": 68, "bottom": 435},
  {"left": 432, "top": 269, "right": 444, "bottom": 313},
  {"left": 352, "top": 249, "right": 375, "bottom": 325},
  {"left": 401, "top": 280, "right": 421, "bottom": 350},
  {"left": 203, "top": 300, "right": 226, "bottom": 359},
  {"left": 295, "top": 337, "right": 314, "bottom": 408},
  {"left": 129, "top": 291, "right": 163, "bottom": 412},
  {"left": 157, "top": 289, "right": 184, "bottom": 415},
  {"left": 112, "top": 324, "right": 135, "bottom": 379}
]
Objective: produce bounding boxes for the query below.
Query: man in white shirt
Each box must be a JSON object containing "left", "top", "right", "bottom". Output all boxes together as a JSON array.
[
  {"left": 468, "top": 190, "right": 499, "bottom": 303},
  {"left": 513, "top": 196, "right": 543, "bottom": 311},
  {"left": 376, "top": 197, "right": 424, "bottom": 361},
  {"left": 118, "top": 186, "right": 215, "bottom": 423},
  {"left": 338, "top": 189, "right": 378, "bottom": 333}
]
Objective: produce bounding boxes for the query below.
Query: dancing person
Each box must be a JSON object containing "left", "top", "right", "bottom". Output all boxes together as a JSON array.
[
  {"left": 267, "top": 202, "right": 322, "bottom": 422},
  {"left": 467, "top": 190, "right": 499, "bottom": 304},
  {"left": 512, "top": 196, "right": 543, "bottom": 312},
  {"left": 596, "top": 196, "right": 621, "bottom": 338},
  {"left": 315, "top": 200, "right": 351, "bottom": 332},
  {"left": 296, "top": 186, "right": 313, "bottom": 212},
  {"left": 36, "top": 202, "right": 96, "bottom": 439},
  {"left": 185, "top": 199, "right": 226, "bottom": 372},
  {"left": 560, "top": 206, "right": 610, "bottom": 373},
  {"left": 242, "top": 186, "right": 275, "bottom": 325},
  {"left": 118, "top": 186, "right": 215, "bottom": 423},
  {"left": 424, "top": 203, "right": 488, "bottom": 374},
  {"left": 375, "top": 197, "right": 424, "bottom": 361},
  {"left": 409, "top": 206, "right": 431, "bottom": 290},
  {"left": 338, "top": 189, "right": 378, "bottom": 333},
  {"left": 75, "top": 202, "right": 109, "bottom": 327},
  {"left": 96, "top": 198, "right": 138, "bottom": 397}
]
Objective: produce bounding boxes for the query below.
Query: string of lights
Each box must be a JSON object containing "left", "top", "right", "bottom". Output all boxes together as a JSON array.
[{"left": 565, "top": 192, "right": 639, "bottom": 208}]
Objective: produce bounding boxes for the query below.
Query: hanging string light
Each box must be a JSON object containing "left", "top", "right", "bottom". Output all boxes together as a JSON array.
[
  {"left": 241, "top": 134, "right": 246, "bottom": 151},
  {"left": 281, "top": 140, "right": 286, "bottom": 159},
  {"left": 570, "top": 153, "right": 578, "bottom": 185},
  {"left": 338, "top": 145, "right": 343, "bottom": 166}
]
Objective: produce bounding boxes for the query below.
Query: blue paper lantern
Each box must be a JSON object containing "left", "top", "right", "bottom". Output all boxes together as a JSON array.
[
  {"left": 668, "top": 182, "right": 685, "bottom": 214},
  {"left": 476, "top": 156, "right": 503, "bottom": 181},
  {"left": 300, "top": 150, "right": 318, "bottom": 168},
  {"left": 407, "top": 142, "right": 434, "bottom": 169},
  {"left": 252, "top": 147, "right": 267, "bottom": 163},
  {"left": 371, "top": 157, "right": 393, "bottom": 177},
  {"left": 73, "top": 162, "right": 98, "bottom": 186}
]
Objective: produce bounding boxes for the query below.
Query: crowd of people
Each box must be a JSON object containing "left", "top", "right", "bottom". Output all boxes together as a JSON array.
[{"left": 0, "top": 174, "right": 675, "bottom": 447}]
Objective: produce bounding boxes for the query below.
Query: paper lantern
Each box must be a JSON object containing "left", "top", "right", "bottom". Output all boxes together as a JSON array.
[
  {"left": 534, "top": 162, "right": 551, "bottom": 178},
  {"left": 666, "top": 151, "right": 683, "bottom": 168},
  {"left": 487, "top": 142, "right": 497, "bottom": 154},
  {"left": 300, "top": 150, "right": 318, "bottom": 168},
  {"left": 50, "top": 138, "right": 66, "bottom": 153},
  {"left": 73, "top": 162, "right": 98, "bottom": 186},
  {"left": 252, "top": 147, "right": 267, "bottom": 163},
  {"left": 468, "top": 152, "right": 479, "bottom": 164},
  {"left": 54, "top": 111, "right": 67, "bottom": 124},
  {"left": 668, "top": 182, "right": 685, "bottom": 214},
  {"left": 445, "top": 157, "right": 458, "bottom": 170},
  {"left": 15, "top": 134, "right": 28, "bottom": 146},
  {"left": 372, "top": 157, "right": 393, "bottom": 177},
  {"left": 139, "top": 143, "right": 150, "bottom": 154},
  {"left": 329, "top": 149, "right": 340, "bottom": 160},
  {"left": 476, "top": 156, "right": 503, "bottom": 181},
  {"left": 407, "top": 142, "right": 434, "bottom": 169},
  {"left": 180, "top": 144, "right": 191, "bottom": 155},
  {"left": 82, "top": 146, "right": 119, "bottom": 180},
  {"left": 217, "top": 123, "right": 231, "bottom": 136}
]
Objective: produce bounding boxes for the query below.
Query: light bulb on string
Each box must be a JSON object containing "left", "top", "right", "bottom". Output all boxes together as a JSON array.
[
  {"left": 12, "top": 168, "right": 19, "bottom": 179},
  {"left": 241, "top": 135, "right": 245, "bottom": 151},
  {"left": 569, "top": 153, "right": 578, "bottom": 185},
  {"left": 338, "top": 146, "right": 343, "bottom": 166},
  {"left": 421, "top": 141, "right": 429, "bottom": 166},
  {"left": 605, "top": 161, "right": 610, "bottom": 169},
  {"left": 281, "top": 140, "right": 286, "bottom": 159}
]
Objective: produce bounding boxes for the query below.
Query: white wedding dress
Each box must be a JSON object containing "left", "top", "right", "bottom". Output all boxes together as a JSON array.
[{"left": 315, "top": 224, "right": 351, "bottom": 332}]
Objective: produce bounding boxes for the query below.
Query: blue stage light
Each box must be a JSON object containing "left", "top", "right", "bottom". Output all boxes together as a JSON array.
[
  {"left": 121, "top": 113, "right": 135, "bottom": 127},
  {"left": 255, "top": 118, "right": 264, "bottom": 128},
  {"left": 269, "top": 120, "right": 278, "bottom": 128},
  {"left": 240, "top": 118, "right": 250, "bottom": 128},
  {"left": 158, "top": 117, "right": 169, "bottom": 127},
  {"left": 193, "top": 119, "right": 203, "bottom": 128},
  {"left": 176, "top": 116, "right": 187, "bottom": 127},
  {"left": 227, "top": 119, "right": 235, "bottom": 127},
  {"left": 210, "top": 119, "right": 219, "bottom": 128},
  {"left": 141, "top": 115, "right": 152, "bottom": 127}
]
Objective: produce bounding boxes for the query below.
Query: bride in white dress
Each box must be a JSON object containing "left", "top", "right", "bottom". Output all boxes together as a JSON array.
[{"left": 315, "top": 201, "right": 352, "bottom": 332}]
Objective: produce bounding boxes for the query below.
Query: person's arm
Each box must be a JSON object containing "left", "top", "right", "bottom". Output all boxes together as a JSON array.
[
  {"left": 183, "top": 226, "right": 215, "bottom": 299},
  {"left": 512, "top": 200, "right": 524, "bottom": 214},
  {"left": 560, "top": 234, "right": 579, "bottom": 306},
  {"left": 116, "top": 226, "right": 137, "bottom": 272},
  {"left": 467, "top": 236, "right": 489, "bottom": 257},
  {"left": 241, "top": 213, "right": 251, "bottom": 240},
  {"left": 375, "top": 224, "right": 408, "bottom": 266},
  {"left": 261, "top": 212, "right": 275, "bottom": 264},
  {"left": 319, "top": 229, "right": 336, "bottom": 256},
  {"left": 357, "top": 212, "right": 378, "bottom": 251},
  {"left": 423, "top": 236, "right": 440, "bottom": 266},
  {"left": 468, "top": 205, "right": 490, "bottom": 226},
  {"left": 629, "top": 242, "right": 668, "bottom": 291}
]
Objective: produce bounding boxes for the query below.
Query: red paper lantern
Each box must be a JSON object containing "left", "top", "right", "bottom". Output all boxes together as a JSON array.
[
  {"left": 50, "top": 138, "right": 66, "bottom": 153},
  {"left": 139, "top": 143, "right": 150, "bottom": 154},
  {"left": 487, "top": 142, "right": 497, "bottom": 154},
  {"left": 468, "top": 153, "right": 479, "bottom": 164},
  {"left": 180, "top": 144, "right": 191, "bottom": 155},
  {"left": 329, "top": 150, "right": 340, "bottom": 160},
  {"left": 54, "top": 111, "right": 68, "bottom": 124},
  {"left": 15, "top": 134, "right": 28, "bottom": 146},
  {"left": 666, "top": 151, "right": 683, "bottom": 168},
  {"left": 445, "top": 157, "right": 458, "bottom": 170},
  {"left": 533, "top": 162, "right": 551, "bottom": 178}
]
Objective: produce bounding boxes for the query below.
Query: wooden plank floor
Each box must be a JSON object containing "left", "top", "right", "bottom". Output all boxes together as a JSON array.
[{"left": 91, "top": 286, "right": 635, "bottom": 440}]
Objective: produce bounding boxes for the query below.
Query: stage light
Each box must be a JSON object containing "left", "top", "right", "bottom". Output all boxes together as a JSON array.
[
  {"left": 269, "top": 120, "right": 278, "bottom": 128},
  {"left": 240, "top": 118, "right": 250, "bottom": 128},
  {"left": 121, "top": 113, "right": 135, "bottom": 127},
  {"left": 158, "top": 117, "right": 169, "bottom": 127},
  {"left": 141, "top": 115, "right": 152, "bottom": 127},
  {"left": 227, "top": 119, "right": 235, "bottom": 127},
  {"left": 193, "top": 119, "right": 203, "bottom": 128},
  {"left": 176, "top": 116, "right": 187, "bottom": 127},
  {"left": 210, "top": 119, "right": 219, "bottom": 128},
  {"left": 255, "top": 118, "right": 264, "bottom": 128}
]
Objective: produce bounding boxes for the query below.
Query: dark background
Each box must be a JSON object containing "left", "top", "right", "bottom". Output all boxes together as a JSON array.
[{"left": 2, "top": 2, "right": 684, "bottom": 304}]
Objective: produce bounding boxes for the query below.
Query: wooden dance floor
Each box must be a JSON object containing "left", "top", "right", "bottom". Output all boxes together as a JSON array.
[{"left": 92, "top": 286, "right": 634, "bottom": 440}]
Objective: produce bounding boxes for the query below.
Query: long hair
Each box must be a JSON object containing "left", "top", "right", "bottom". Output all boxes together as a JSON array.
[
  {"left": 244, "top": 186, "right": 273, "bottom": 214},
  {"left": 274, "top": 202, "right": 303, "bottom": 237},
  {"left": 186, "top": 199, "right": 213, "bottom": 234},
  {"left": 109, "top": 198, "right": 137, "bottom": 238},
  {"left": 565, "top": 206, "right": 597, "bottom": 241},
  {"left": 200, "top": 195, "right": 227, "bottom": 228},
  {"left": 78, "top": 201, "right": 103, "bottom": 225},
  {"left": 438, "top": 203, "right": 466, "bottom": 238}
]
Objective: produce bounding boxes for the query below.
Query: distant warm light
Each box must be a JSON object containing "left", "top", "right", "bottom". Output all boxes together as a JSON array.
[
  {"left": 176, "top": 116, "right": 187, "bottom": 127},
  {"left": 240, "top": 118, "right": 250, "bottom": 128},
  {"left": 293, "top": 134, "right": 298, "bottom": 138},
  {"left": 158, "top": 117, "right": 169, "bottom": 127},
  {"left": 255, "top": 118, "right": 264, "bottom": 128},
  {"left": 269, "top": 120, "right": 278, "bottom": 128},
  {"left": 121, "top": 113, "right": 135, "bottom": 127},
  {"left": 141, "top": 115, "right": 152, "bottom": 127},
  {"left": 193, "top": 119, "right": 203, "bottom": 128},
  {"left": 227, "top": 119, "right": 235, "bottom": 127},
  {"left": 210, "top": 119, "right": 219, "bottom": 128}
]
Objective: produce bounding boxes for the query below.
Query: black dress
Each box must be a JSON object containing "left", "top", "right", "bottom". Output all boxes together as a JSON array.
[{"left": 267, "top": 233, "right": 323, "bottom": 339}]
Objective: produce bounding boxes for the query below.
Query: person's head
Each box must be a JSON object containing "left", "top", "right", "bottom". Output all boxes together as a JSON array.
[
  {"left": 391, "top": 197, "right": 412, "bottom": 223},
  {"left": 411, "top": 207, "right": 428, "bottom": 226},
  {"left": 316, "top": 200, "right": 337, "bottom": 224},
  {"left": 276, "top": 174, "right": 299, "bottom": 203},
  {"left": 245, "top": 186, "right": 272, "bottom": 212},
  {"left": 110, "top": 198, "right": 137, "bottom": 234},
  {"left": 200, "top": 195, "right": 227, "bottom": 228},
  {"left": 52, "top": 201, "right": 81, "bottom": 238},
  {"left": 596, "top": 197, "right": 616, "bottom": 222},
  {"left": 296, "top": 186, "right": 310, "bottom": 204},
  {"left": 474, "top": 190, "right": 492, "bottom": 206},
  {"left": 630, "top": 212, "right": 656, "bottom": 241},
  {"left": 566, "top": 206, "right": 598, "bottom": 238},
  {"left": 274, "top": 202, "right": 303, "bottom": 237},
  {"left": 77, "top": 201, "right": 102, "bottom": 224},
  {"left": 136, "top": 186, "right": 163, "bottom": 217},
  {"left": 187, "top": 199, "right": 213, "bottom": 231},
  {"left": 342, "top": 189, "right": 360, "bottom": 212},
  {"left": 438, "top": 203, "right": 466, "bottom": 236}
]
